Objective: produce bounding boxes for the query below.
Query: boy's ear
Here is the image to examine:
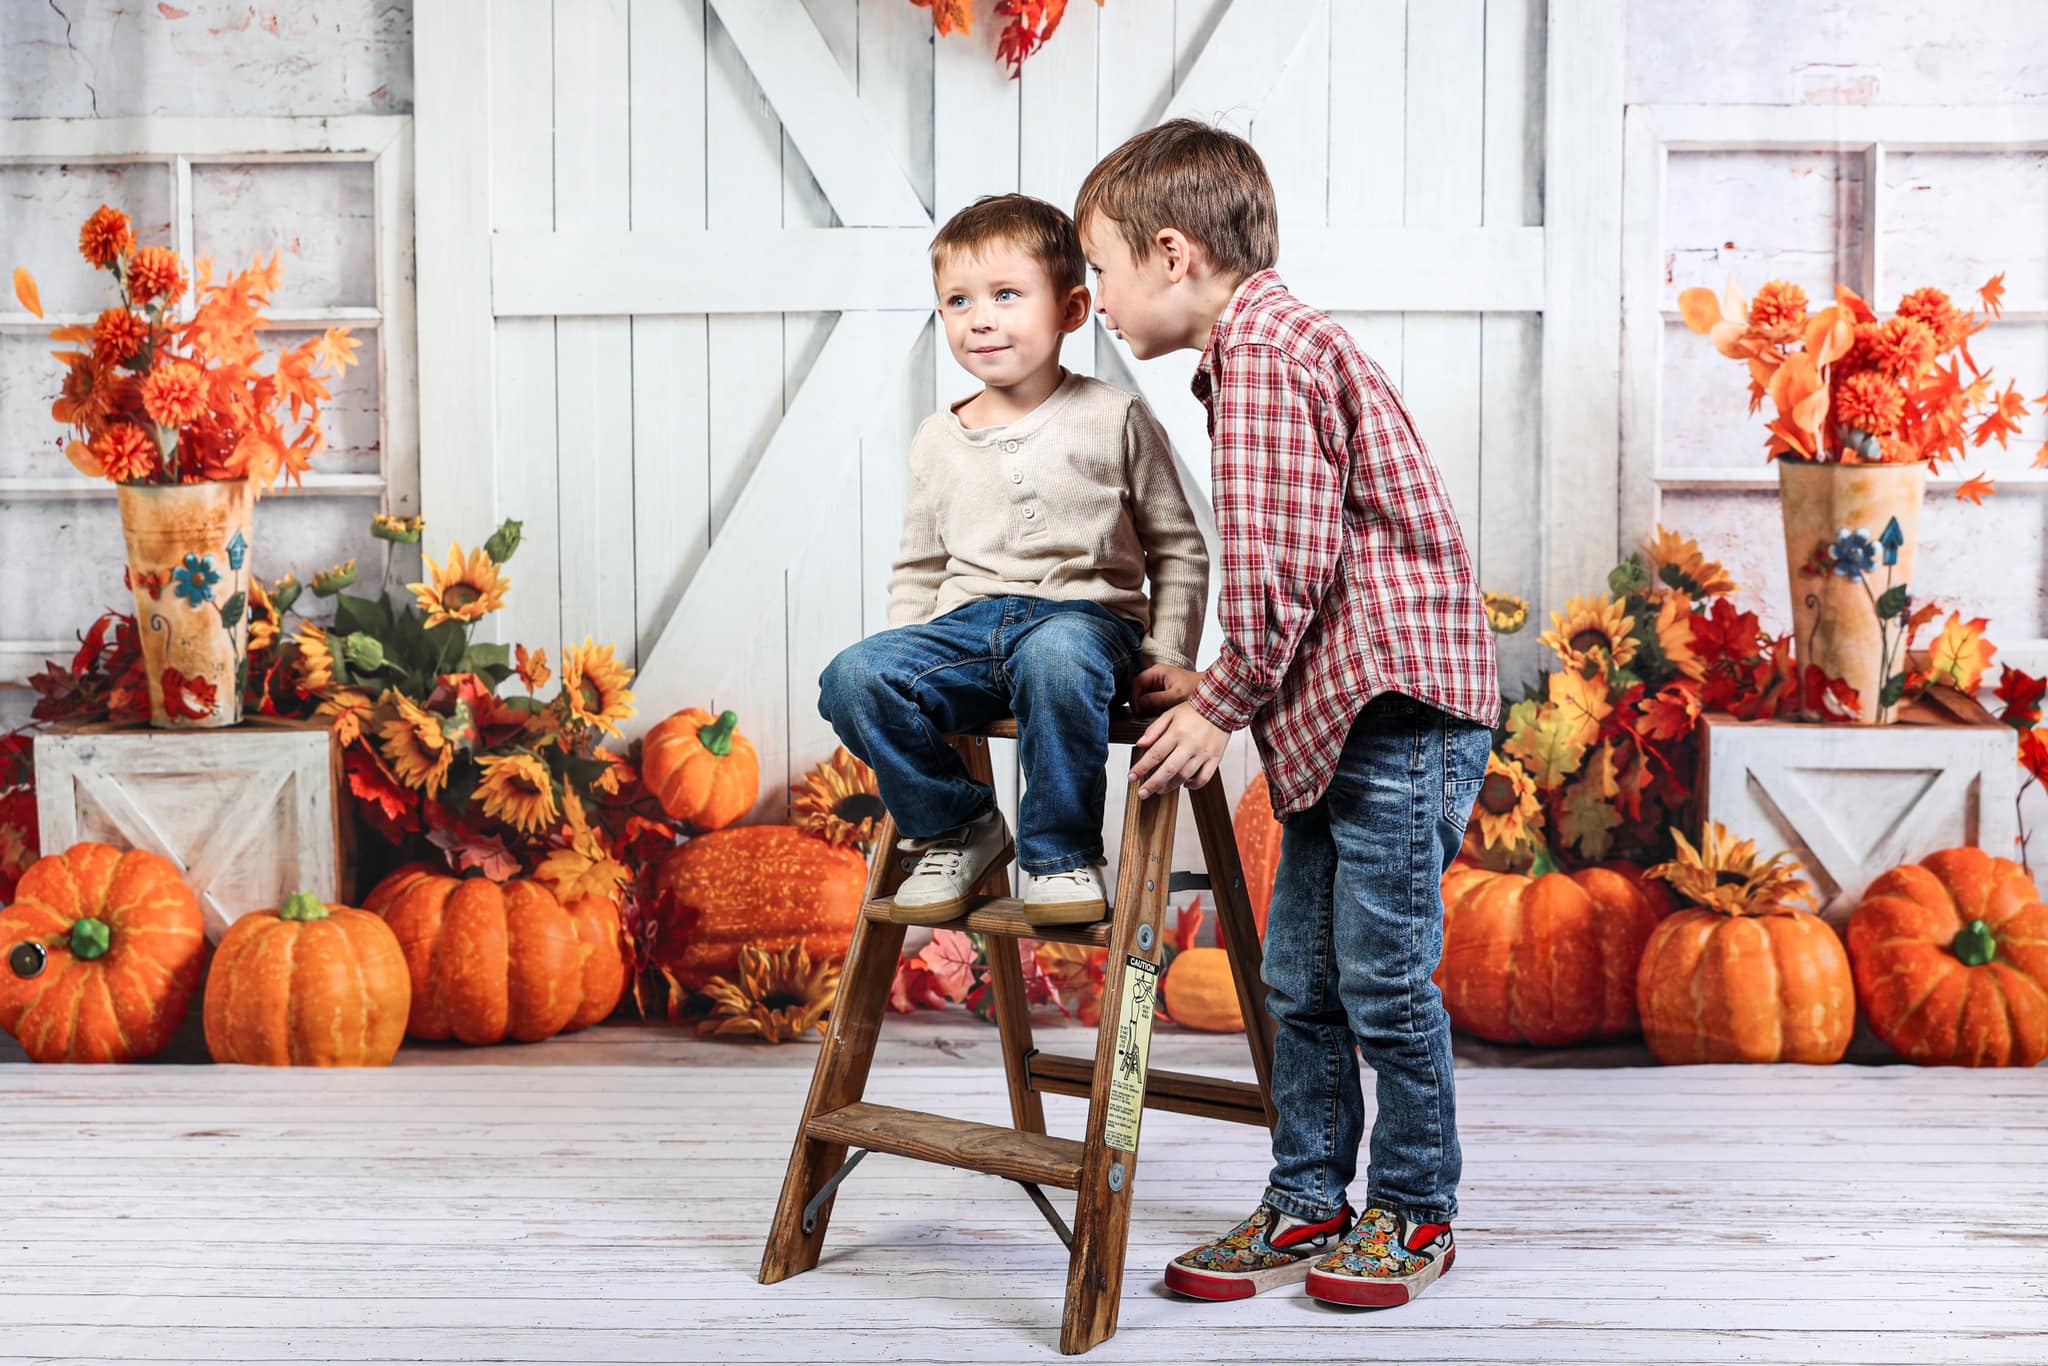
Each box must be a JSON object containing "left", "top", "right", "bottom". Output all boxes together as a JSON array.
[
  {"left": 1060, "top": 284, "right": 1092, "bottom": 335},
  {"left": 1155, "top": 228, "right": 1194, "bottom": 285}
]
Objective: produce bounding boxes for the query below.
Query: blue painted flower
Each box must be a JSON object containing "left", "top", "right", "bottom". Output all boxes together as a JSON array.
[
  {"left": 171, "top": 552, "right": 221, "bottom": 607},
  {"left": 1827, "top": 528, "right": 1878, "bottom": 582}
]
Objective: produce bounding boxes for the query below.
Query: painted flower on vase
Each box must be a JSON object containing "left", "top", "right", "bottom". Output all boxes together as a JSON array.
[
  {"left": 1826, "top": 529, "right": 1878, "bottom": 582},
  {"left": 171, "top": 552, "right": 220, "bottom": 607}
]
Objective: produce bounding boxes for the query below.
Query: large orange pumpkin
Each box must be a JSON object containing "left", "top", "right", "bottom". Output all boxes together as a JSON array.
[
  {"left": 1163, "top": 946, "right": 1245, "bottom": 1032},
  {"left": 649, "top": 825, "right": 867, "bottom": 992},
  {"left": 204, "top": 891, "right": 411, "bottom": 1066},
  {"left": 0, "top": 843, "right": 206, "bottom": 1063},
  {"left": 365, "top": 868, "right": 628, "bottom": 1044},
  {"left": 1436, "top": 861, "right": 1665, "bottom": 1046},
  {"left": 642, "top": 708, "right": 760, "bottom": 830},
  {"left": 1846, "top": 848, "right": 2048, "bottom": 1067},
  {"left": 1233, "top": 772, "right": 1281, "bottom": 939},
  {"left": 1635, "top": 899, "right": 1854, "bottom": 1064}
]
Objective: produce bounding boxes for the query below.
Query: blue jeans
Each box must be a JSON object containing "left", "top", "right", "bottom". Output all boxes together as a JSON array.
[
  {"left": 1260, "top": 690, "right": 1493, "bottom": 1227},
  {"left": 817, "top": 597, "right": 1143, "bottom": 875}
]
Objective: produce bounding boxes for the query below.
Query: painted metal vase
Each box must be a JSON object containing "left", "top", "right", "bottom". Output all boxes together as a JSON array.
[
  {"left": 1777, "top": 458, "right": 1928, "bottom": 725},
  {"left": 116, "top": 480, "right": 254, "bottom": 729}
]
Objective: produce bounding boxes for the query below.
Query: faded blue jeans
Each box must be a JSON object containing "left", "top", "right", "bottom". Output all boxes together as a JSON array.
[
  {"left": 817, "top": 597, "right": 1142, "bottom": 875},
  {"left": 1260, "top": 690, "right": 1493, "bottom": 1227}
]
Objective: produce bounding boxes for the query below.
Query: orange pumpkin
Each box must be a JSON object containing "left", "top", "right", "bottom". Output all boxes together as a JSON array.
[
  {"left": 1436, "top": 861, "right": 1664, "bottom": 1046},
  {"left": 1636, "top": 900, "right": 1854, "bottom": 1065},
  {"left": 1846, "top": 848, "right": 2048, "bottom": 1067},
  {"left": 1163, "top": 946, "right": 1245, "bottom": 1032},
  {"left": 204, "top": 891, "right": 411, "bottom": 1066},
  {"left": 649, "top": 825, "right": 867, "bottom": 992},
  {"left": 0, "top": 843, "right": 206, "bottom": 1063},
  {"left": 643, "top": 708, "right": 760, "bottom": 830},
  {"left": 365, "top": 868, "right": 627, "bottom": 1045},
  {"left": 1232, "top": 772, "right": 1281, "bottom": 939}
]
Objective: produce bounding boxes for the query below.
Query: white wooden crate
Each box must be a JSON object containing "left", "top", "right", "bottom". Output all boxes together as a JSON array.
[
  {"left": 1697, "top": 691, "right": 2021, "bottom": 928},
  {"left": 33, "top": 718, "right": 345, "bottom": 941}
]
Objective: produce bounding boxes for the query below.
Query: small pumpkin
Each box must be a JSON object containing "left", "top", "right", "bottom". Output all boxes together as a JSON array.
[
  {"left": 648, "top": 825, "right": 867, "bottom": 992},
  {"left": 365, "top": 867, "right": 627, "bottom": 1045},
  {"left": 1846, "top": 847, "right": 2048, "bottom": 1067},
  {"left": 204, "top": 891, "right": 411, "bottom": 1066},
  {"left": 0, "top": 843, "right": 206, "bottom": 1063},
  {"left": 1232, "top": 772, "right": 1282, "bottom": 939},
  {"left": 1162, "top": 946, "right": 1245, "bottom": 1032},
  {"left": 1436, "top": 858, "right": 1665, "bottom": 1046},
  {"left": 1636, "top": 824, "right": 1854, "bottom": 1065},
  {"left": 643, "top": 708, "right": 760, "bottom": 830}
]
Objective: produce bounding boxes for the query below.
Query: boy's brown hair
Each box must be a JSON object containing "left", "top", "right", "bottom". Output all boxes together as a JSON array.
[
  {"left": 929, "top": 194, "right": 1087, "bottom": 296},
  {"left": 1075, "top": 118, "right": 1277, "bottom": 279}
]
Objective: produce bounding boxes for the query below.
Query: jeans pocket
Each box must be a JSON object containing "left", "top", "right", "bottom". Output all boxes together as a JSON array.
[{"left": 1443, "top": 776, "right": 1484, "bottom": 834}]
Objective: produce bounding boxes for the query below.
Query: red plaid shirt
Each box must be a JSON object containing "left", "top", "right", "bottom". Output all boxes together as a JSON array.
[{"left": 1187, "top": 271, "right": 1500, "bottom": 816}]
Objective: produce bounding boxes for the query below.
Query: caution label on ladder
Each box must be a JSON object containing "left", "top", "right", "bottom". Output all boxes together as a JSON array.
[{"left": 1103, "top": 954, "right": 1161, "bottom": 1154}]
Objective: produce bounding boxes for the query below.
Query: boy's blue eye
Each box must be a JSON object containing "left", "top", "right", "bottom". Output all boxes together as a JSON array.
[
  {"left": 996, "top": 289, "right": 1019, "bottom": 302},
  {"left": 945, "top": 296, "right": 967, "bottom": 309}
]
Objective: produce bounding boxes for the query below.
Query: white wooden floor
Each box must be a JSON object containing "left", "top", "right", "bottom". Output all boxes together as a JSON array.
[{"left": 2, "top": 1016, "right": 2044, "bottom": 1365}]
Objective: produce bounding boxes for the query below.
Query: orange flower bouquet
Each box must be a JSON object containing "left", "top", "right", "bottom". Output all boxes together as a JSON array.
[
  {"left": 1679, "top": 275, "right": 2042, "bottom": 722},
  {"left": 13, "top": 205, "right": 360, "bottom": 728}
]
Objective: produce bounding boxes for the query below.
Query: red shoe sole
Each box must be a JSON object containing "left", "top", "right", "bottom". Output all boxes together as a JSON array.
[
  {"left": 1163, "top": 1257, "right": 1313, "bottom": 1301},
  {"left": 1305, "top": 1247, "right": 1455, "bottom": 1308}
]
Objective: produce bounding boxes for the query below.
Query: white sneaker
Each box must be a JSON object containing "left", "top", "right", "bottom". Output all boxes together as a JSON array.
[
  {"left": 1023, "top": 862, "right": 1110, "bottom": 926},
  {"left": 887, "top": 808, "right": 1014, "bottom": 925}
]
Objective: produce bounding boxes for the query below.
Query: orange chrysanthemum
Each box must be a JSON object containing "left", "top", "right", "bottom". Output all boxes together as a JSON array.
[
  {"left": 1896, "top": 287, "right": 1967, "bottom": 352},
  {"left": 92, "top": 308, "right": 150, "bottom": 365},
  {"left": 1865, "top": 316, "right": 1938, "bottom": 381},
  {"left": 1747, "top": 280, "right": 1809, "bottom": 343},
  {"left": 1836, "top": 370, "right": 1906, "bottom": 438},
  {"left": 141, "top": 359, "right": 208, "bottom": 428},
  {"left": 78, "top": 205, "right": 135, "bottom": 267},
  {"left": 52, "top": 353, "right": 118, "bottom": 430},
  {"left": 126, "top": 246, "right": 187, "bottom": 305},
  {"left": 92, "top": 424, "right": 159, "bottom": 483}
]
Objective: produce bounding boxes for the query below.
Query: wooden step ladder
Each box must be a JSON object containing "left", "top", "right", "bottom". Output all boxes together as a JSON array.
[{"left": 759, "top": 714, "right": 1278, "bottom": 1355}]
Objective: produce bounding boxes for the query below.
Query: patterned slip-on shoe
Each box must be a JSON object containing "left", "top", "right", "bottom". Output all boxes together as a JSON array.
[
  {"left": 1304, "top": 1206, "right": 1456, "bottom": 1308},
  {"left": 1163, "top": 1202, "right": 1354, "bottom": 1301}
]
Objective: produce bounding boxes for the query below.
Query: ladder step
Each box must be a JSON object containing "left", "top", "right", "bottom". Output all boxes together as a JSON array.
[
  {"left": 862, "top": 897, "right": 1112, "bottom": 948},
  {"left": 1027, "top": 1053, "right": 1271, "bottom": 1128},
  {"left": 805, "top": 1101, "right": 1086, "bottom": 1190}
]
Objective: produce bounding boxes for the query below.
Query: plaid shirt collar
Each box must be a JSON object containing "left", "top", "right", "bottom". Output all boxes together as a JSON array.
[{"left": 1192, "top": 269, "right": 1289, "bottom": 405}]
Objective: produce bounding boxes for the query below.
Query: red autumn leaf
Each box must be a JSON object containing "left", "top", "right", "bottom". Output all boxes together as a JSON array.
[
  {"left": 1690, "top": 598, "right": 1763, "bottom": 667},
  {"left": 1637, "top": 681, "right": 1703, "bottom": 741},
  {"left": 1955, "top": 472, "right": 1996, "bottom": 505},
  {"left": 1174, "top": 896, "right": 1206, "bottom": 954},
  {"left": 1995, "top": 667, "right": 2046, "bottom": 729},
  {"left": 2021, "top": 728, "right": 2048, "bottom": 787},
  {"left": 1801, "top": 665, "right": 1863, "bottom": 722},
  {"left": 344, "top": 741, "right": 421, "bottom": 841}
]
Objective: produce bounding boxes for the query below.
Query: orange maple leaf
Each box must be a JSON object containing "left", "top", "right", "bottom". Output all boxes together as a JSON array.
[
  {"left": 1926, "top": 613, "right": 1997, "bottom": 694},
  {"left": 1972, "top": 380, "right": 2029, "bottom": 450},
  {"left": 1978, "top": 273, "right": 2006, "bottom": 319},
  {"left": 315, "top": 326, "right": 360, "bottom": 373},
  {"left": 1955, "top": 472, "right": 1995, "bottom": 505}
]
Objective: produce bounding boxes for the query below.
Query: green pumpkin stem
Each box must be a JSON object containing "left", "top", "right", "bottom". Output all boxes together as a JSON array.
[
  {"left": 69, "top": 917, "right": 112, "bottom": 962},
  {"left": 699, "top": 710, "right": 740, "bottom": 758},
  {"left": 279, "top": 891, "right": 331, "bottom": 923},
  {"left": 1527, "top": 843, "right": 1563, "bottom": 879},
  {"left": 1952, "top": 918, "right": 1998, "bottom": 967}
]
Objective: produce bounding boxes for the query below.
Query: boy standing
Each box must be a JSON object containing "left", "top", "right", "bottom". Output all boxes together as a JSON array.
[
  {"left": 1076, "top": 121, "right": 1499, "bottom": 1307},
  {"left": 818, "top": 195, "right": 1207, "bottom": 928}
]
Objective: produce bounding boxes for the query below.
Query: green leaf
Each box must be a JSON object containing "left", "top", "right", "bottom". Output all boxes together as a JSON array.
[
  {"left": 1876, "top": 585, "right": 1910, "bottom": 621},
  {"left": 333, "top": 593, "right": 391, "bottom": 639},
  {"left": 217, "top": 591, "right": 246, "bottom": 630},
  {"left": 461, "top": 642, "right": 511, "bottom": 674},
  {"left": 502, "top": 695, "right": 547, "bottom": 716},
  {"left": 561, "top": 753, "right": 614, "bottom": 789},
  {"left": 425, "top": 621, "right": 467, "bottom": 678},
  {"left": 1608, "top": 554, "right": 1651, "bottom": 598},
  {"left": 484, "top": 519, "right": 524, "bottom": 565},
  {"left": 1880, "top": 672, "right": 1908, "bottom": 708}
]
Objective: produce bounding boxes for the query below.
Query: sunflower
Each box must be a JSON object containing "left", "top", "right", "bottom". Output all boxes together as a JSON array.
[
  {"left": 126, "top": 246, "right": 186, "bottom": 305},
  {"left": 1746, "top": 280, "right": 1809, "bottom": 344},
  {"left": 79, "top": 206, "right": 135, "bottom": 267},
  {"left": 697, "top": 943, "right": 842, "bottom": 1043},
  {"left": 141, "top": 359, "right": 207, "bottom": 428},
  {"left": 1656, "top": 592, "right": 1703, "bottom": 680},
  {"left": 379, "top": 694, "right": 454, "bottom": 799},
  {"left": 791, "top": 748, "right": 885, "bottom": 850},
  {"left": 294, "top": 624, "right": 337, "bottom": 691},
  {"left": 92, "top": 424, "right": 159, "bottom": 483},
  {"left": 315, "top": 688, "right": 374, "bottom": 749},
  {"left": 560, "top": 637, "right": 636, "bottom": 736},
  {"left": 92, "top": 308, "right": 150, "bottom": 365},
  {"left": 53, "top": 353, "right": 119, "bottom": 431},
  {"left": 245, "top": 579, "right": 279, "bottom": 654},
  {"left": 1836, "top": 370, "right": 1907, "bottom": 439},
  {"left": 476, "top": 751, "right": 559, "bottom": 834},
  {"left": 1646, "top": 822, "right": 1815, "bottom": 917},
  {"left": 1643, "top": 527, "right": 1737, "bottom": 599},
  {"left": 409, "top": 543, "right": 509, "bottom": 629},
  {"left": 1539, "top": 594, "right": 1638, "bottom": 672},
  {"left": 1483, "top": 591, "right": 1530, "bottom": 634},
  {"left": 1473, "top": 752, "right": 1542, "bottom": 852}
]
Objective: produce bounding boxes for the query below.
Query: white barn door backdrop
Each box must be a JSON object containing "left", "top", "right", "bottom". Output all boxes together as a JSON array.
[{"left": 413, "top": 0, "right": 1624, "bottom": 883}]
